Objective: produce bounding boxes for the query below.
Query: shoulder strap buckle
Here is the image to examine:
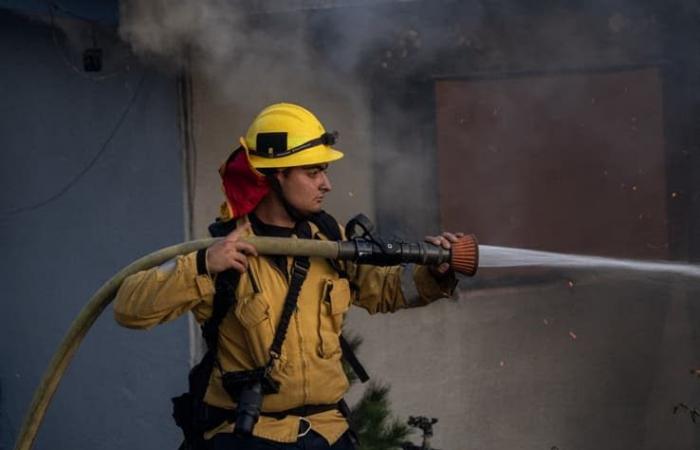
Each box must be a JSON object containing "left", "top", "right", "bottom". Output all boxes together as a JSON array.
[{"left": 292, "top": 258, "right": 310, "bottom": 276}]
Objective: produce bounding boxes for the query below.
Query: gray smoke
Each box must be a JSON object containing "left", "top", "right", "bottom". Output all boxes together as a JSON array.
[
  {"left": 120, "top": 1, "right": 315, "bottom": 98},
  {"left": 118, "top": 0, "right": 399, "bottom": 224}
]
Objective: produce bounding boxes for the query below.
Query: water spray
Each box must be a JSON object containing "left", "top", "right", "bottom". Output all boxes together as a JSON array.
[
  {"left": 13, "top": 233, "right": 479, "bottom": 450},
  {"left": 478, "top": 245, "right": 700, "bottom": 279}
]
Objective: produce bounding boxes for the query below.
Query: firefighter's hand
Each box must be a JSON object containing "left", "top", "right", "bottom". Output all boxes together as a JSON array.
[
  {"left": 206, "top": 223, "right": 258, "bottom": 274},
  {"left": 424, "top": 231, "right": 464, "bottom": 276}
]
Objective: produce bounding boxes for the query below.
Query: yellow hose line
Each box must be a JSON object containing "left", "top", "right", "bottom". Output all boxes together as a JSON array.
[
  {"left": 13, "top": 236, "right": 340, "bottom": 450},
  {"left": 247, "top": 236, "right": 339, "bottom": 259}
]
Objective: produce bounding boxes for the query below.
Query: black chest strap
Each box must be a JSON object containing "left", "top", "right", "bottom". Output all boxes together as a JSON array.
[
  {"left": 268, "top": 254, "right": 310, "bottom": 362},
  {"left": 267, "top": 220, "right": 312, "bottom": 363}
]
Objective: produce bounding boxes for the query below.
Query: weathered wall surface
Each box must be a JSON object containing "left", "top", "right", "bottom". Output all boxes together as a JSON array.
[
  {"left": 346, "top": 274, "right": 700, "bottom": 450},
  {"left": 0, "top": 10, "right": 188, "bottom": 450}
]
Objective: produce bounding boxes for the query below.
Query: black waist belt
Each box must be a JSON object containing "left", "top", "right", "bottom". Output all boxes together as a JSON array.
[
  {"left": 201, "top": 402, "right": 343, "bottom": 424},
  {"left": 261, "top": 403, "right": 341, "bottom": 420}
]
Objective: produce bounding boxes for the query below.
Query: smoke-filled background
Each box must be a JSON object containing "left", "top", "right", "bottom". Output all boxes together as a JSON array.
[{"left": 2, "top": 0, "right": 700, "bottom": 449}]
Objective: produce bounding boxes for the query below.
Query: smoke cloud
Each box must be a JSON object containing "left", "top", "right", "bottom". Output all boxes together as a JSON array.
[{"left": 118, "top": 0, "right": 401, "bottom": 227}]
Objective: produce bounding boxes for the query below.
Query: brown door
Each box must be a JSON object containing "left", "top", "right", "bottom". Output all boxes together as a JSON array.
[{"left": 435, "top": 68, "right": 668, "bottom": 259}]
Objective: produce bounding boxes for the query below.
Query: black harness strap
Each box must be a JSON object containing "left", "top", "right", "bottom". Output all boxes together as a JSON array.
[
  {"left": 267, "top": 225, "right": 311, "bottom": 362},
  {"left": 310, "top": 211, "right": 349, "bottom": 278},
  {"left": 339, "top": 336, "right": 369, "bottom": 383},
  {"left": 203, "top": 269, "right": 239, "bottom": 351},
  {"left": 201, "top": 219, "right": 243, "bottom": 357},
  {"left": 191, "top": 221, "right": 242, "bottom": 398}
]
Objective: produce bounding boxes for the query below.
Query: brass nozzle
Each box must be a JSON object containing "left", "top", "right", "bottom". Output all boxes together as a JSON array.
[{"left": 451, "top": 234, "right": 479, "bottom": 276}]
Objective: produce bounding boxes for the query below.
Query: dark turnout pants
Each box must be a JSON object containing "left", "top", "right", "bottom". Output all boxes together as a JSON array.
[{"left": 209, "top": 430, "right": 356, "bottom": 450}]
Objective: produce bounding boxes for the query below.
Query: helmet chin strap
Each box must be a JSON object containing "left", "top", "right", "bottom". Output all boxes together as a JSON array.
[{"left": 265, "top": 174, "right": 310, "bottom": 223}]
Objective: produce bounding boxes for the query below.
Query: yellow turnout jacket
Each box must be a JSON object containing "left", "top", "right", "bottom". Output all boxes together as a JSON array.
[{"left": 113, "top": 215, "right": 456, "bottom": 444}]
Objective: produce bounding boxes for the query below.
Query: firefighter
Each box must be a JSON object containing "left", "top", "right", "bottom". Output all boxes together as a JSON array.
[{"left": 113, "top": 103, "right": 462, "bottom": 450}]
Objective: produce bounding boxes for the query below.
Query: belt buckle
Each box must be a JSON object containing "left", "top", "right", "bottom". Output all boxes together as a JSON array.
[{"left": 297, "top": 417, "right": 312, "bottom": 438}]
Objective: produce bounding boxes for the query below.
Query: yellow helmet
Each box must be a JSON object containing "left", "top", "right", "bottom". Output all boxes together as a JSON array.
[{"left": 240, "top": 103, "right": 344, "bottom": 169}]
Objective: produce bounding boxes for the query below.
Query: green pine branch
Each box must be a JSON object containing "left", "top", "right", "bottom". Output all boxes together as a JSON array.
[
  {"left": 342, "top": 329, "right": 412, "bottom": 450},
  {"left": 351, "top": 382, "right": 412, "bottom": 450}
]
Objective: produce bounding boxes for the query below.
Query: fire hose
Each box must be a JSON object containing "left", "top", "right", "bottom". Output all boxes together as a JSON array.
[{"left": 13, "top": 234, "right": 478, "bottom": 450}]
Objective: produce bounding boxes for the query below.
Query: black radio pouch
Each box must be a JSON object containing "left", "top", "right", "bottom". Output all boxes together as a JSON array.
[{"left": 172, "top": 354, "right": 233, "bottom": 450}]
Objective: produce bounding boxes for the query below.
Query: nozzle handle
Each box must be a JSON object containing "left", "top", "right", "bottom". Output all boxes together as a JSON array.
[
  {"left": 337, "top": 240, "right": 449, "bottom": 266},
  {"left": 337, "top": 234, "right": 478, "bottom": 276}
]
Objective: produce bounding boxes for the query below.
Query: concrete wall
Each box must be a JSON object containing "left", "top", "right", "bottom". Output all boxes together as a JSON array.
[
  {"left": 346, "top": 273, "right": 700, "bottom": 450},
  {"left": 0, "top": 10, "right": 187, "bottom": 449}
]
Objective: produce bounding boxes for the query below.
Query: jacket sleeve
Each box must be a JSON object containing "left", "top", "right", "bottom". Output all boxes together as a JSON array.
[
  {"left": 346, "top": 262, "right": 458, "bottom": 315},
  {"left": 113, "top": 251, "right": 215, "bottom": 329}
]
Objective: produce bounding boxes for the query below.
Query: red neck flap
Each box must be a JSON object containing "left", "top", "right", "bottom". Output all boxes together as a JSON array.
[{"left": 219, "top": 148, "right": 270, "bottom": 220}]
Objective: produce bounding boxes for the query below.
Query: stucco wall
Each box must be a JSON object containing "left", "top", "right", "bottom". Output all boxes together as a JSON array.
[{"left": 0, "top": 10, "right": 187, "bottom": 450}]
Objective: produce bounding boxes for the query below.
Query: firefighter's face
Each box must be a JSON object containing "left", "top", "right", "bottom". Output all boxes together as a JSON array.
[{"left": 276, "top": 164, "right": 332, "bottom": 215}]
